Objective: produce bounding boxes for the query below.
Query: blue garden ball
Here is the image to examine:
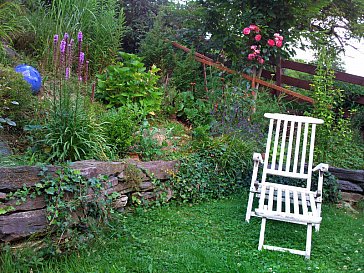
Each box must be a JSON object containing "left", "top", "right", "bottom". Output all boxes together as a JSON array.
[{"left": 14, "top": 64, "right": 42, "bottom": 95}]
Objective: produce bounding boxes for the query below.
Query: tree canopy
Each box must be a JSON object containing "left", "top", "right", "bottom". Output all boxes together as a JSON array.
[{"left": 197, "top": 0, "right": 364, "bottom": 56}]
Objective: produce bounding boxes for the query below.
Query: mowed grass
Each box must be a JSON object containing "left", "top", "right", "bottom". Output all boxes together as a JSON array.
[{"left": 2, "top": 193, "right": 364, "bottom": 273}]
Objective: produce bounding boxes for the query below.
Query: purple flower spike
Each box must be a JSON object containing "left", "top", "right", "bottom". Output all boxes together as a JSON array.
[
  {"left": 53, "top": 34, "right": 59, "bottom": 44},
  {"left": 65, "top": 67, "right": 70, "bottom": 80},
  {"left": 64, "top": 32, "right": 69, "bottom": 41},
  {"left": 60, "top": 39, "right": 66, "bottom": 53},
  {"left": 78, "top": 31, "right": 83, "bottom": 42},
  {"left": 79, "top": 52, "right": 85, "bottom": 64}
]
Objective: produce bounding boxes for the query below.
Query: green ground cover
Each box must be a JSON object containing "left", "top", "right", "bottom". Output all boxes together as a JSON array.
[{"left": 3, "top": 194, "right": 363, "bottom": 273}]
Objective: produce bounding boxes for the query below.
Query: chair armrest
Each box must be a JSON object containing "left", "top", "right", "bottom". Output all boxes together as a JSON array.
[
  {"left": 253, "top": 153, "right": 264, "bottom": 164},
  {"left": 313, "top": 163, "right": 329, "bottom": 173},
  {"left": 313, "top": 163, "right": 329, "bottom": 199}
]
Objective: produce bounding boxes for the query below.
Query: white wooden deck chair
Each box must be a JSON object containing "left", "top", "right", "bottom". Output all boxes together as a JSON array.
[{"left": 245, "top": 113, "right": 329, "bottom": 259}]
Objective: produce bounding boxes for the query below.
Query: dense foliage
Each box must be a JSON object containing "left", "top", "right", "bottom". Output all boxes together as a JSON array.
[{"left": 168, "top": 135, "right": 257, "bottom": 203}]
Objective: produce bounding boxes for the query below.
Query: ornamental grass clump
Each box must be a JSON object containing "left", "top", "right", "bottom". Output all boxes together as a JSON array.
[{"left": 30, "top": 31, "right": 109, "bottom": 163}]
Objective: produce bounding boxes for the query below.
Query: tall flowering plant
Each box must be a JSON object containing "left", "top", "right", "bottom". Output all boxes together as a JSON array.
[
  {"left": 241, "top": 24, "right": 284, "bottom": 113},
  {"left": 30, "top": 31, "right": 109, "bottom": 162}
]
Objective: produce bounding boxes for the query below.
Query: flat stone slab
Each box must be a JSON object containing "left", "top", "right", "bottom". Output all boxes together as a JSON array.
[
  {"left": 0, "top": 141, "right": 12, "bottom": 156},
  {"left": 338, "top": 180, "right": 363, "bottom": 192}
]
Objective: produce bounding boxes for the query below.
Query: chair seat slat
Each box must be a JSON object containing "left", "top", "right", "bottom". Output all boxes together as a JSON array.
[
  {"left": 302, "top": 193, "right": 308, "bottom": 215},
  {"left": 265, "top": 169, "right": 308, "bottom": 179},
  {"left": 285, "top": 189, "right": 290, "bottom": 213},
  {"left": 268, "top": 187, "right": 275, "bottom": 211},
  {"left": 277, "top": 188, "right": 282, "bottom": 212},
  {"left": 293, "top": 191, "right": 299, "bottom": 214}
]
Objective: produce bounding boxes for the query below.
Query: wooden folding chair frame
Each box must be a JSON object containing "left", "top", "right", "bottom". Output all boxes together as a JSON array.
[{"left": 245, "top": 113, "right": 329, "bottom": 259}]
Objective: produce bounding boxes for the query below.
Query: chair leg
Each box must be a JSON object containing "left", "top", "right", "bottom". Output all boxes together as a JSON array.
[
  {"left": 245, "top": 191, "right": 255, "bottom": 222},
  {"left": 315, "top": 203, "right": 322, "bottom": 232},
  {"left": 305, "top": 223, "right": 312, "bottom": 259},
  {"left": 258, "top": 217, "right": 266, "bottom": 250},
  {"left": 314, "top": 224, "right": 320, "bottom": 232}
]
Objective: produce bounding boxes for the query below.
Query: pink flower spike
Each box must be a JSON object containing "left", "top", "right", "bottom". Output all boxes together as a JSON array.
[
  {"left": 274, "top": 33, "right": 280, "bottom": 37},
  {"left": 276, "top": 40, "right": 283, "bottom": 48},
  {"left": 255, "top": 50, "right": 260, "bottom": 54},
  {"left": 243, "top": 27, "right": 251, "bottom": 35},
  {"left": 78, "top": 31, "right": 83, "bottom": 42},
  {"left": 258, "top": 58, "right": 265, "bottom": 64},
  {"left": 79, "top": 52, "right": 85, "bottom": 64},
  {"left": 65, "top": 67, "right": 70, "bottom": 80},
  {"left": 249, "top": 24, "right": 257, "bottom": 30},
  {"left": 267, "top": 39, "right": 275, "bottom": 47},
  {"left": 278, "top": 35, "right": 284, "bottom": 41},
  {"left": 251, "top": 45, "right": 257, "bottom": 50},
  {"left": 60, "top": 39, "right": 66, "bottom": 53},
  {"left": 63, "top": 33, "right": 69, "bottom": 42},
  {"left": 248, "top": 53, "right": 255, "bottom": 60},
  {"left": 255, "top": 34, "right": 262, "bottom": 42},
  {"left": 53, "top": 34, "right": 59, "bottom": 44}
]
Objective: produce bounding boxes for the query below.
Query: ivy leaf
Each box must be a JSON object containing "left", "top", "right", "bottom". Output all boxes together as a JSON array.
[{"left": 45, "top": 187, "right": 56, "bottom": 195}]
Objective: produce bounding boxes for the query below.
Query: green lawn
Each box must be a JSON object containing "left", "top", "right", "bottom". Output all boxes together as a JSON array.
[{"left": 2, "top": 194, "right": 364, "bottom": 273}]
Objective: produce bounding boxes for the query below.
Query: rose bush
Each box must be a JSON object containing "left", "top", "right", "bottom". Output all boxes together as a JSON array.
[{"left": 242, "top": 24, "right": 284, "bottom": 67}]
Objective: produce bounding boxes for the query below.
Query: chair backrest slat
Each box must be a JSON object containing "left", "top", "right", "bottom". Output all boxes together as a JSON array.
[
  {"left": 278, "top": 120, "right": 288, "bottom": 171},
  {"left": 262, "top": 113, "right": 323, "bottom": 190},
  {"left": 300, "top": 123, "right": 309, "bottom": 174},
  {"left": 306, "top": 124, "right": 317, "bottom": 189},
  {"left": 285, "top": 121, "right": 295, "bottom": 172},
  {"left": 271, "top": 119, "right": 282, "bottom": 170},
  {"left": 262, "top": 119, "right": 274, "bottom": 183},
  {"left": 293, "top": 122, "right": 302, "bottom": 173}
]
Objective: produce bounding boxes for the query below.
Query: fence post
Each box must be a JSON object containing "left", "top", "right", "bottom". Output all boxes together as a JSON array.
[{"left": 273, "top": 57, "right": 282, "bottom": 96}]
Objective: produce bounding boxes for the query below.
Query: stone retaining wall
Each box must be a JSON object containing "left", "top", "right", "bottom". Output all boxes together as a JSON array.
[{"left": 0, "top": 160, "right": 177, "bottom": 243}]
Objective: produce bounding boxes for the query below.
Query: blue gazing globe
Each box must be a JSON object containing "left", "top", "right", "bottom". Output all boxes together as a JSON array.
[{"left": 14, "top": 64, "right": 42, "bottom": 95}]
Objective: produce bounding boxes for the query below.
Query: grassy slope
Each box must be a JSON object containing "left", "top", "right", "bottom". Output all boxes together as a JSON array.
[{"left": 4, "top": 193, "right": 364, "bottom": 273}]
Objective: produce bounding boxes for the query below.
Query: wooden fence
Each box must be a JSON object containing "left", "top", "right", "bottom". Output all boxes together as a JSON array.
[{"left": 171, "top": 41, "right": 364, "bottom": 105}]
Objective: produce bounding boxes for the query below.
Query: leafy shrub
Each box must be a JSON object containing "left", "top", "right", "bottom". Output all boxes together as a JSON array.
[
  {"left": 0, "top": 64, "right": 36, "bottom": 130},
  {"left": 96, "top": 52, "right": 162, "bottom": 112},
  {"left": 101, "top": 104, "right": 145, "bottom": 157},
  {"left": 169, "top": 136, "right": 257, "bottom": 203}
]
